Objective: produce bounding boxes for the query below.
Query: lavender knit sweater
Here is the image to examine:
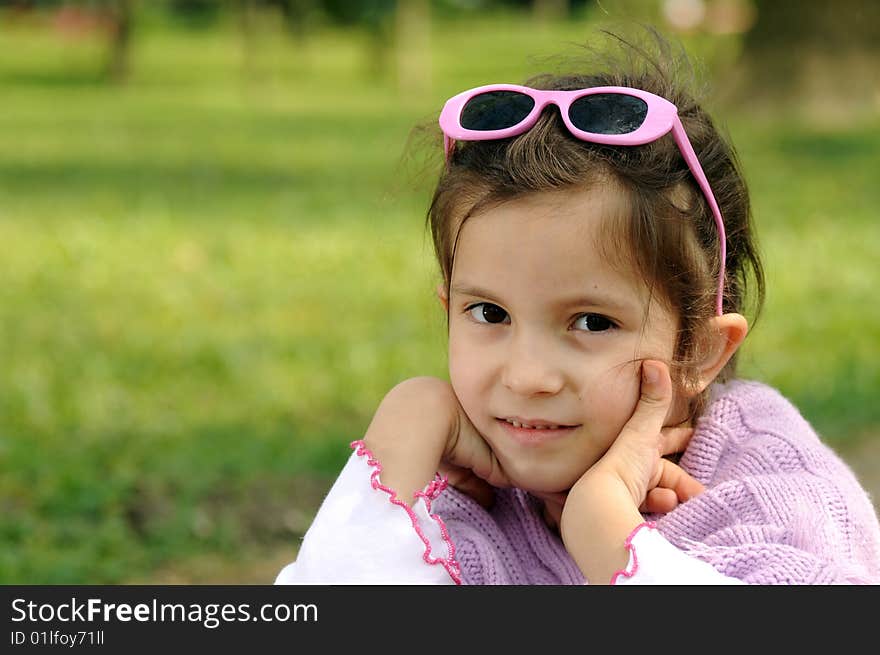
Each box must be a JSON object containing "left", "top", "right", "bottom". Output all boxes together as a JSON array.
[{"left": 432, "top": 380, "right": 880, "bottom": 584}]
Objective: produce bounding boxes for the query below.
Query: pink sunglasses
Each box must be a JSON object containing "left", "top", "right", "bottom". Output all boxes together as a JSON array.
[{"left": 439, "top": 84, "right": 726, "bottom": 316}]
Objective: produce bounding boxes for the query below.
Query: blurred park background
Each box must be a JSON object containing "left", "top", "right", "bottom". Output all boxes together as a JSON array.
[{"left": 0, "top": 0, "right": 877, "bottom": 583}]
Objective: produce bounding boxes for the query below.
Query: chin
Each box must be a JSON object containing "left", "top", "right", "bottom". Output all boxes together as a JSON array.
[{"left": 506, "top": 468, "right": 580, "bottom": 495}]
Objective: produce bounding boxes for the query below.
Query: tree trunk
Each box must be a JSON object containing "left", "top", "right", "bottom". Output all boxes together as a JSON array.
[
  {"left": 105, "top": 0, "right": 134, "bottom": 83},
  {"left": 277, "top": 0, "right": 314, "bottom": 42},
  {"left": 534, "top": 0, "right": 569, "bottom": 22},
  {"left": 395, "top": 0, "right": 431, "bottom": 94}
]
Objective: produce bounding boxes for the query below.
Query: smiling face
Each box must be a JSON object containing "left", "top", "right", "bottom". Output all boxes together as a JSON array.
[{"left": 444, "top": 185, "right": 685, "bottom": 494}]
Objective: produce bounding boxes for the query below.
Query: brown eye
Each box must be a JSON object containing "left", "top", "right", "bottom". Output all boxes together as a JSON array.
[
  {"left": 467, "top": 303, "right": 510, "bottom": 324},
  {"left": 575, "top": 313, "right": 615, "bottom": 332}
]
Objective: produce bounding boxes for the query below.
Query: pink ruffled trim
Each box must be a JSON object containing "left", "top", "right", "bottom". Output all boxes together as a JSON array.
[
  {"left": 609, "top": 521, "right": 657, "bottom": 585},
  {"left": 350, "top": 440, "right": 462, "bottom": 585}
]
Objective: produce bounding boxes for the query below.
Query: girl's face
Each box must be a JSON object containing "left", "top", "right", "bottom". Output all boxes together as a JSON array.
[{"left": 445, "top": 186, "right": 685, "bottom": 494}]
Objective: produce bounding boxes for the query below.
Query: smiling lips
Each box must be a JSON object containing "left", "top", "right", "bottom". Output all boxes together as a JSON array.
[
  {"left": 496, "top": 417, "right": 580, "bottom": 445},
  {"left": 501, "top": 416, "right": 577, "bottom": 430}
]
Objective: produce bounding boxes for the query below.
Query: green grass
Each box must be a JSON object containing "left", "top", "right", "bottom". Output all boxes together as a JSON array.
[
  {"left": 732, "top": 119, "right": 880, "bottom": 435},
  {"left": 0, "top": 9, "right": 878, "bottom": 582}
]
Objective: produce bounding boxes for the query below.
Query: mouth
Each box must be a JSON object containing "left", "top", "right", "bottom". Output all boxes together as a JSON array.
[
  {"left": 495, "top": 417, "right": 580, "bottom": 445},
  {"left": 499, "top": 416, "right": 577, "bottom": 429}
]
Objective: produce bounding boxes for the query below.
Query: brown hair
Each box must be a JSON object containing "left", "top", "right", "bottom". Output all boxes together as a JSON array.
[{"left": 424, "top": 28, "right": 765, "bottom": 422}]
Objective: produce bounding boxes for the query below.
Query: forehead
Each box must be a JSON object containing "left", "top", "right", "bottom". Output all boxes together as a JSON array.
[{"left": 451, "top": 185, "right": 646, "bottom": 305}]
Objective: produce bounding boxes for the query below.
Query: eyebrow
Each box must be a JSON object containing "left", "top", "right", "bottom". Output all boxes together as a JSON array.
[{"left": 450, "top": 284, "right": 631, "bottom": 312}]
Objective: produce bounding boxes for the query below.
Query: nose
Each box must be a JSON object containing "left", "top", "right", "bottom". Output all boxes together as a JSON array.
[{"left": 500, "top": 331, "right": 565, "bottom": 397}]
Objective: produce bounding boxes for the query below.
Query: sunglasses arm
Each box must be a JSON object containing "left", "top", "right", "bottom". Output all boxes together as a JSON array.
[
  {"left": 443, "top": 135, "right": 455, "bottom": 163},
  {"left": 671, "top": 117, "right": 727, "bottom": 316}
]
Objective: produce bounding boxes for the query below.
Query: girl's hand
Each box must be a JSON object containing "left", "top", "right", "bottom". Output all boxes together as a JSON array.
[
  {"left": 559, "top": 360, "right": 705, "bottom": 583},
  {"left": 586, "top": 360, "right": 703, "bottom": 510},
  {"left": 362, "top": 376, "right": 509, "bottom": 507},
  {"left": 438, "top": 400, "right": 512, "bottom": 508}
]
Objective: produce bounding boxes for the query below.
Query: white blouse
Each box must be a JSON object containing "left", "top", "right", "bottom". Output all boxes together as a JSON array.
[{"left": 275, "top": 448, "right": 744, "bottom": 585}]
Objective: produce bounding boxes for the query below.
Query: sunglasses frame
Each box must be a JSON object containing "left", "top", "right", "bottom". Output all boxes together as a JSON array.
[{"left": 439, "top": 84, "right": 727, "bottom": 316}]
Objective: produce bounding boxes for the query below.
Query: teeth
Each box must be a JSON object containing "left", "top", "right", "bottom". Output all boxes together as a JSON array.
[{"left": 506, "top": 419, "right": 560, "bottom": 429}]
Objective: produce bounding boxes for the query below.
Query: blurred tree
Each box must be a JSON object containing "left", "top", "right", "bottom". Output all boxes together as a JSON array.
[
  {"left": 274, "top": 0, "right": 316, "bottom": 40},
  {"left": 533, "top": 0, "right": 568, "bottom": 21},
  {"left": 739, "top": 0, "right": 880, "bottom": 116},
  {"left": 232, "top": 0, "right": 318, "bottom": 41},
  {"left": 38, "top": 0, "right": 137, "bottom": 83},
  {"left": 104, "top": 0, "right": 134, "bottom": 82},
  {"left": 236, "top": 0, "right": 299, "bottom": 81},
  {"left": 168, "top": 0, "right": 223, "bottom": 28},
  {"left": 396, "top": 0, "right": 430, "bottom": 93},
  {"left": 321, "top": 0, "right": 395, "bottom": 78},
  {"left": 237, "top": 0, "right": 258, "bottom": 78},
  {"left": 319, "top": 0, "right": 393, "bottom": 24}
]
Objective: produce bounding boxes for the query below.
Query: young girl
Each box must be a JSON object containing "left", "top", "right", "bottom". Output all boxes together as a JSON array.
[{"left": 276, "top": 31, "right": 880, "bottom": 585}]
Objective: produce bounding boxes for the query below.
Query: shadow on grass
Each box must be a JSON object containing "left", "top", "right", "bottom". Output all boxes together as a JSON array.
[
  {"left": 775, "top": 129, "right": 880, "bottom": 162},
  {"left": 0, "top": 419, "right": 350, "bottom": 584},
  {"left": 0, "top": 161, "right": 302, "bottom": 197},
  {"left": 0, "top": 70, "right": 107, "bottom": 88}
]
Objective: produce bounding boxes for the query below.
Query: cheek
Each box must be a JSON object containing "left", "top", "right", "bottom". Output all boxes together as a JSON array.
[
  {"left": 579, "top": 363, "right": 641, "bottom": 446},
  {"left": 447, "top": 328, "right": 487, "bottom": 412},
  {"left": 578, "top": 358, "right": 686, "bottom": 447}
]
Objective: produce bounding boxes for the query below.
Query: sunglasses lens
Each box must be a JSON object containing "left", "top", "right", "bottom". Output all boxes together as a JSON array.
[
  {"left": 460, "top": 91, "right": 535, "bottom": 131},
  {"left": 569, "top": 93, "right": 648, "bottom": 135}
]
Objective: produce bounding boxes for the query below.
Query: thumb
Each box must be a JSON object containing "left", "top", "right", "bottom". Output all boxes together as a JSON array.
[{"left": 620, "top": 360, "right": 673, "bottom": 440}]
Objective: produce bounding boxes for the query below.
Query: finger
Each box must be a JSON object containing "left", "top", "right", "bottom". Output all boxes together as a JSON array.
[
  {"left": 659, "top": 426, "right": 695, "bottom": 456},
  {"left": 640, "top": 487, "right": 679, "bottom": 514},
  {"left": 655, "top": 459, "right": 705, "bottom": 502},
  {"left": 618, "top": 360, "right": 673, "bottom": 445}
]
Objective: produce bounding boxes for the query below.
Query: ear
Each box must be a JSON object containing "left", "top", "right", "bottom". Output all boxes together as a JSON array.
[
  {"left": 436, "top": 283, "right": 449, "bottom": 313},
  {"left": 688, "top": 312, "right": 749, "bottom": 395}
]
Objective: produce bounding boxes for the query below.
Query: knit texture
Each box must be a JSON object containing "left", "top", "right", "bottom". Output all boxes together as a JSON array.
[{"left": 431, "top": 380, "right": 880, "bottom": 584}]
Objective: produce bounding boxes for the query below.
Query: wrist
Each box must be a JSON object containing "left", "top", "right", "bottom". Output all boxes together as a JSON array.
[{"left": 561, "top": 473, "right": 644, "bottom": 585}]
